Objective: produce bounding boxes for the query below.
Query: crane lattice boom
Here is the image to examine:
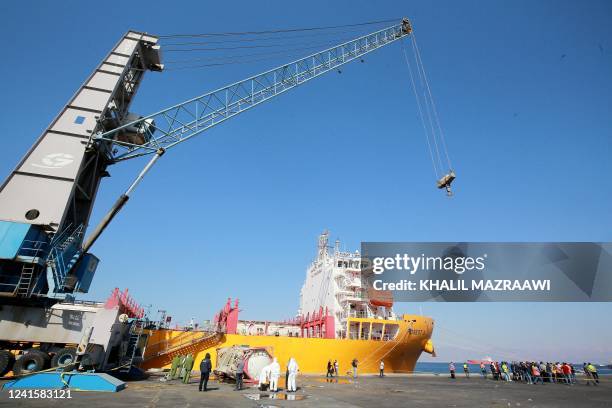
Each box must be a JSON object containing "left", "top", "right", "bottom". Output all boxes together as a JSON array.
[
  {"left": 98, "top": 19, "right": 412, "bottom": 162},
  {"left": 0, "top": 18, "right": 413, "bottom": 300}
]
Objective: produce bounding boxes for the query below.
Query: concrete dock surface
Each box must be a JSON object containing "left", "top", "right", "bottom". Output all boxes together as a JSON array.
[{"left": 1, "top": 374, "right": 610, "bottom": 407}]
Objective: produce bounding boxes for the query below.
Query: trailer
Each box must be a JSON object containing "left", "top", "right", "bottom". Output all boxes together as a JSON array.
[{"left": 0, "top": 288, "right": 146, "bottom": 379}]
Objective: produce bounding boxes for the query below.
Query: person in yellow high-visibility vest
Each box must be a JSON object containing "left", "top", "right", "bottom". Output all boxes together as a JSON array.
[
  {"left": 586, "top": 363, "right": 599, "bottom": 384},
  {"left": 463, "top": 363, "right": 470, "bottom": 378}
]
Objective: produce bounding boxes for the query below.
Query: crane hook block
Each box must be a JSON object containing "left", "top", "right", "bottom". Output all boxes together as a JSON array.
[{"left": 436, "top": 170, "right": 456, "bottom": 196}]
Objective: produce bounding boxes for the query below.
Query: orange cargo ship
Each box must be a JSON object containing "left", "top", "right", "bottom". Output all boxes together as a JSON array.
[{"left": 142, "top": 232, "right": 435, "bottom": 374}]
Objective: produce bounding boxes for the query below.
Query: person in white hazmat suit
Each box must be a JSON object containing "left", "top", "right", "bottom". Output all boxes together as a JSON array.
[
  {"left": 258, "top": 363, "right": 271, "bottom": 391},
  {"left": 287, "top": 357, "right": 299, "bottom": 392},
  {"left": 269, "top": 358, "right": 281, "bottom": 392}
]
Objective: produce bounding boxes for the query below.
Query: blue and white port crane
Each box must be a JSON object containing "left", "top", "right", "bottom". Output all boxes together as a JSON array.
[{"left": 0, "top": 18, "right": 449, "bottom": 302}]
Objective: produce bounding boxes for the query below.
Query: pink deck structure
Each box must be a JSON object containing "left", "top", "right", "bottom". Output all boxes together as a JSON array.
[
  {"left": 213, "top": 298, "right": 240, "bottom": 334},
  {"left": 104, "top": 287, "right": 144, "bottom": 318}
]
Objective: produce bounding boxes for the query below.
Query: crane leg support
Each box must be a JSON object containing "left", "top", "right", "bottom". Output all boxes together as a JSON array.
[
  {"left": 82, "top": 148, "right": 165, "bottom": 252},
  {"left": 82, "top": 194, "right": 129, "bottom": 253}
]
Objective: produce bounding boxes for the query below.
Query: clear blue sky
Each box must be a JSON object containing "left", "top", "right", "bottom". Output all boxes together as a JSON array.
[{"left": 1, "top": 1, "right": 611, "bottom": 363}]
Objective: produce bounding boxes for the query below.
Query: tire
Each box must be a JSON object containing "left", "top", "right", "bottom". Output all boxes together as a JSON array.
[
  {"left": 50, "top": 347, "right": 77, "bottom": 368},
  {"left": 13, "top": 350, "right": 49, "bottom": 375},
  {"left": 0, "top": 350, "right": 16, "bottom": 376},
  {"left": 23, "top": 348, "right": 50, "bottom": 363}
]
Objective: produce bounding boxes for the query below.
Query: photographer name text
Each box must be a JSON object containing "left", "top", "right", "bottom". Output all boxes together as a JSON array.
[{"left": 373, "top": 279, "right": 551, "bottom": 292}]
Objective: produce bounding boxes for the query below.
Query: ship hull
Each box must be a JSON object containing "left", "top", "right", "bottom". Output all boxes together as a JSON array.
[{"left": 143, "top": 315, "right": 434, "bottom": 375}]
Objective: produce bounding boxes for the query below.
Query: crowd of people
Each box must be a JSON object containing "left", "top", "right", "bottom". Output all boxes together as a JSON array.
[
  {"left": 173, "top": 353, "right": 603, "bottom": 394},
  {"left": 449, "top": 361, "right": 601, "bottom": 386}
]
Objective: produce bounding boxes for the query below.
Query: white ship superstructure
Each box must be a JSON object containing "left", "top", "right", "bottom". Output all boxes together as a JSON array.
[{"left": 299, "top": 231, "right": 396, "bottom": 338}]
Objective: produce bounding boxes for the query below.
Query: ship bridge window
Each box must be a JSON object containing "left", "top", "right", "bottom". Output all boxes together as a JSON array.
[
  {"left": 384, "top": 324, "right": 399, "bottom": 341},
  {"left": 361, "top": 324, "right": 370, "bottom": 340},
  {"left": 371, "top": 323, "right": 385, "bottom": 340}
]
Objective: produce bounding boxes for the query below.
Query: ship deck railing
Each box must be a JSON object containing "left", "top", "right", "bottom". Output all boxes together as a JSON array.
[{"left": 343, "top": 311, "right": 397, "bottom": 320}]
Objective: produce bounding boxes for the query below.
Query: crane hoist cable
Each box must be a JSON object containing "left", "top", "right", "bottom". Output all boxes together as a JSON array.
[
  {"left": 401, "top": 42, "right": 439, "bottom": 180},
  {"left": 411, "top": 34, "right": 455, "bottom": 195},
  {"left": 407, "top": 38, "right": 445, "bottom": 178},
  {"left": 164, "top": 36, "right": 355, "bottom": 53},
  {"left": 164, "top": 40, "right": 359, "bottom": 70},
  {"left": 162, "top": 27, "right": 391, "bottom": 69},
  {"left": 412, "top": 33, "right": 453, "bottom": 171},
  {"left": 161, "top": 26, "right": 387, "bottom": 47},
  {"left": 401, "top": 36, "right": 456, "bottom": 196},
  {"left": 164, "top": 53, "right": 312, "bottom": 71},
  {"left": 158, "top": 18, "right": 398, "bottom": 38},
  {"left": 165, "top": 43, "right": 351, "bottom": 65}
]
